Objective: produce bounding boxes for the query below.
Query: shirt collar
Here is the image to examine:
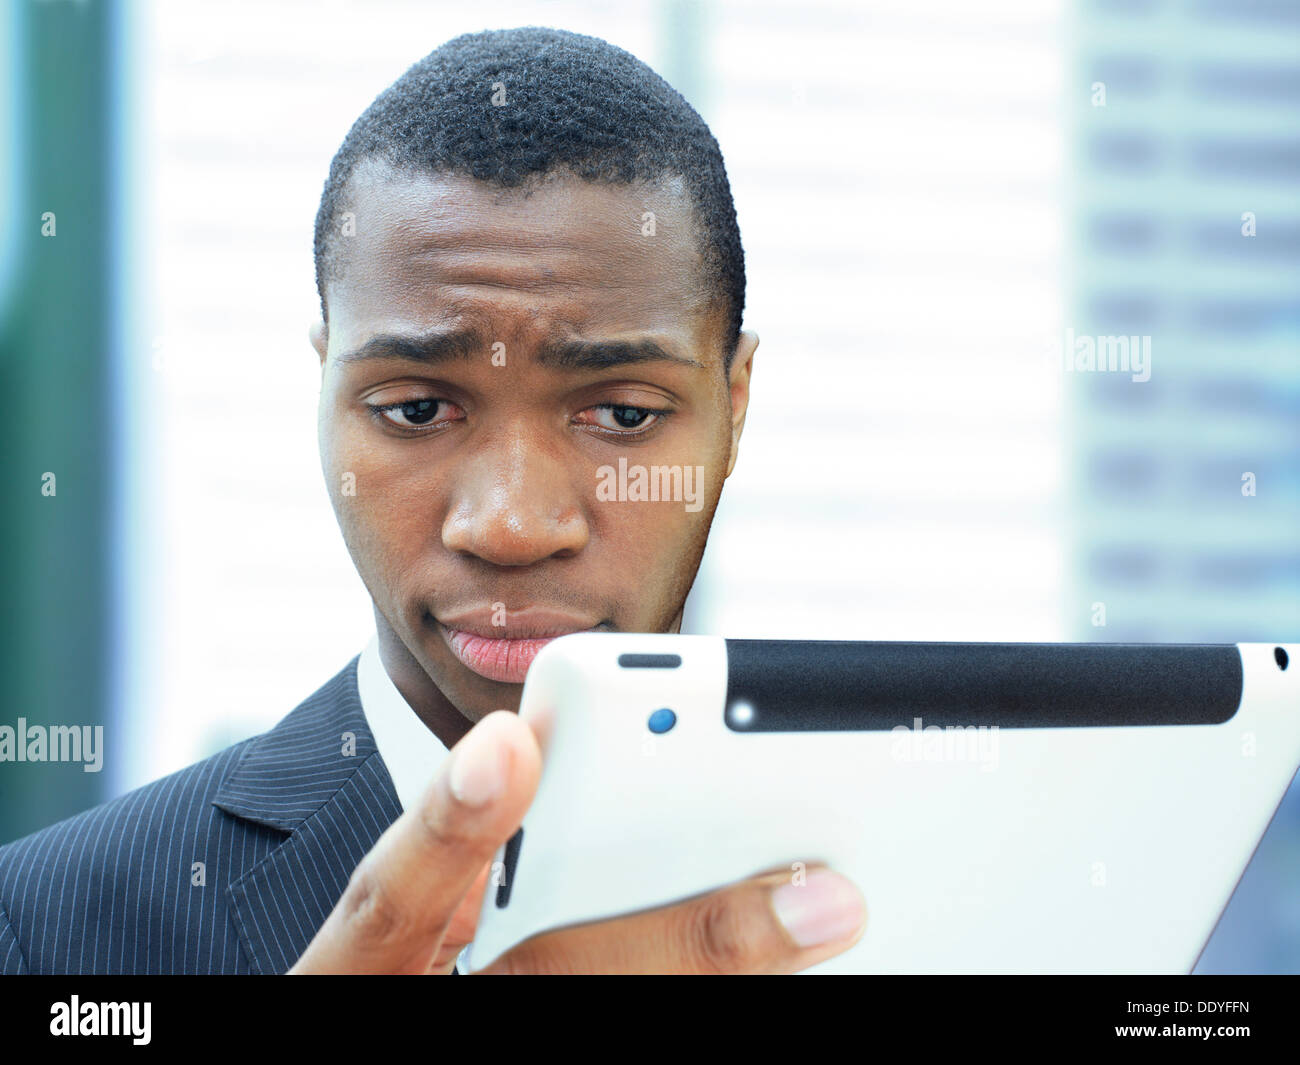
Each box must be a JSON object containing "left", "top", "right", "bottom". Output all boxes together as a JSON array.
[{"left": 356, "top": 632, "right": 450, "bottom": 814}]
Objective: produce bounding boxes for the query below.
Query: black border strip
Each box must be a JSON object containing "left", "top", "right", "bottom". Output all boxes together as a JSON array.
[{"left": 723, "top": 641, "right": 1244, "bottom": 731}]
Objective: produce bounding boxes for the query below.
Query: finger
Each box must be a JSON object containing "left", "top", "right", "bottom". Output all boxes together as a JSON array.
[
  {"left": 290, "top": 709, "right": 542, "bottom": 974},
  {"left": 428, "top": 861, "right": 493, "bottom": 974},
  {"left": 477, "top": 864, "right": 866, "bottom": 975}
]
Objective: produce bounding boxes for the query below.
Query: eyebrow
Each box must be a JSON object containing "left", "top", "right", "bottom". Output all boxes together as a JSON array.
[
  {"left": 538, "top": 336, "right": 704, "bottom": 371},
  {"left": 336, "top": 329, "right": 704, "bottom": 370},
  {"left": 335, "top": 329, "right": 483, "bottom": 365}
]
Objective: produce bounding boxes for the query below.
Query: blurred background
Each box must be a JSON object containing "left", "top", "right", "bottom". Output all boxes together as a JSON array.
[{"left": 0, "top": 0, "right": 1295, "bottom": 971}]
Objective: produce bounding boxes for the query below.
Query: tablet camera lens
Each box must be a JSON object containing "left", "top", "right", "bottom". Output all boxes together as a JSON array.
[{"left": 647, "top": 708, "right": 676, "bottom": 733}]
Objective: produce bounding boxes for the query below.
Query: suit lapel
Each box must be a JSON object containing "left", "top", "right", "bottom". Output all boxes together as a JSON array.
[{"left": 212, "top": 655, "right": 404, "bottom": 974}]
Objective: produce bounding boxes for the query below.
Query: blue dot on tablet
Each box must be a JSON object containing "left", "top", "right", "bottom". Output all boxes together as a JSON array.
[{"left": 647, "top": 708, "right": 676, "bottom": 734}]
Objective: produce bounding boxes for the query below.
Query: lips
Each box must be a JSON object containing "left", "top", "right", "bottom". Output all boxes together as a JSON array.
[{"left": 436, "top": 608, "right": 601, "bottom": 684}]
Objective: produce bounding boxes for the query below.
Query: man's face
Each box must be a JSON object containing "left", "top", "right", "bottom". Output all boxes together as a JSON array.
[{"left": 313, "top": 161, "right": 755, "bottom": 727}]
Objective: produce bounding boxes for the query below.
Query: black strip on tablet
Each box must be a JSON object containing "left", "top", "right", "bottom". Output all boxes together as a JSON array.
[
  {"left": 723, "top": 641, "right": 1244, "bottom": 731},
  {"left": 495, "top": 827, "right": 525, "bottom": 908}
]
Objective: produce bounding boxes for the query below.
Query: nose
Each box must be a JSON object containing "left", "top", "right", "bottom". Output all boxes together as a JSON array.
[{"left": 441, "top": 423, "right": 590, "bottom": 566}]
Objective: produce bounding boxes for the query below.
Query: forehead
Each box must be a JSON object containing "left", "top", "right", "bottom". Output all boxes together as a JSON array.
[{"left": 326, "top": 160, "right": 715, "bottom": 347}]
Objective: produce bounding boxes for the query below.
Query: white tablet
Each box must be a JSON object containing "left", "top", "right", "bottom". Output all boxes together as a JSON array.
[{"left": 464, "top": 635, "right": 1299, "bottom": 974}]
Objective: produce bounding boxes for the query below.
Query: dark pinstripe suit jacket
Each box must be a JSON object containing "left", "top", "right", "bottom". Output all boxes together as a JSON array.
[{"left": 0, "top": 654, "right": 413, "bottom": 974}]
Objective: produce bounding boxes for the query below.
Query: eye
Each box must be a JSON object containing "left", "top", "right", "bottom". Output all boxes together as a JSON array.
[
  {"left": 367, "top": 397, "right": 463, "bottom": 431},
  {"left": 580, "top": 403, "right": 669, "bottom": 434}
]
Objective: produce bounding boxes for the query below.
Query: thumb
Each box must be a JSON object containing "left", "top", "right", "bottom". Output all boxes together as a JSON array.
[{"left": 290, "top": 710, "right": 541, "bottom": 973}]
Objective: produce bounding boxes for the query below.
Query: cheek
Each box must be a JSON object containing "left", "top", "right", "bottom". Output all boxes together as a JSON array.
[
  {"left": 589, "top": 421, "right": 728, "bottom": 546},
  {"left": 321, "top": 409, "right": 435, "bottom": 580},
  {"left": 594, "top": 500, "right": 713, "bottom": 631},
  {"left": 323, "top": 398, "right": 416, "bottom": 500},
  {"left": 592, "top": 488, "right": 712, "bottom": 572}
]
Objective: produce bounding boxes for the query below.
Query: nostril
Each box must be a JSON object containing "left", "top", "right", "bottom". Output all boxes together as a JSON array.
[{"left": 1275, "top": 647, "right": 1289, "bottom": 672}]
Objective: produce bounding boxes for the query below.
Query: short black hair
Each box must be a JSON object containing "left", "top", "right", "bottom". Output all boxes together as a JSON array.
[{"left": 312, "top": 26, "right": 745, "bottom": 368}]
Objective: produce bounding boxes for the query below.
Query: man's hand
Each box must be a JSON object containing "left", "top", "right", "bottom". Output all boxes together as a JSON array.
[{"left": 289, "top": 710, "right": 867, "bottom": 974}]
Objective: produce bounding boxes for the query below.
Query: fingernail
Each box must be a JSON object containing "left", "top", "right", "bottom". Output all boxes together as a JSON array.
[
  {"left": 448, "top": 729, "right": 506, "bottom": 807},
  {"left": 771, "top": 869, "right": 865, "bottom": 948}
]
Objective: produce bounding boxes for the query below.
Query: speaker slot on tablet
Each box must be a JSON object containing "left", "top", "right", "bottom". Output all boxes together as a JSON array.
[{"left": 618, "top": 653, "right": 682, "bottom": 669}]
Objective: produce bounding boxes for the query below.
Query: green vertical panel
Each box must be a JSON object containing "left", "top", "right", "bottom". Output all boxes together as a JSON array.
[
  {"left": 0, "top": 0, "right": 115, "bottom": 842},
  {"left": 658, "top": 0, "right": 710, "bottom": 117}
]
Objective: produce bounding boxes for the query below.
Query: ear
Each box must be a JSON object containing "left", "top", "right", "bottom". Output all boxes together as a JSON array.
[
  {"left": 724, "top": 329, "right": 758, "bottom": 479},
  {"left": 309, "top": 318, "right": 328, "bottom": 368}
]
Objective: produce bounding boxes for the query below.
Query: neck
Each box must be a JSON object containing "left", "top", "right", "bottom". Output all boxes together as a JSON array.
[{"left": 373, "top": 606, "right": 475, "bottom": 749}]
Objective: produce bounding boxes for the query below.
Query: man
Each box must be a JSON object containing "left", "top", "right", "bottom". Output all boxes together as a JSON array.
[{"left": 0, "top": 26, "right": 865, "bottom": 974}]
